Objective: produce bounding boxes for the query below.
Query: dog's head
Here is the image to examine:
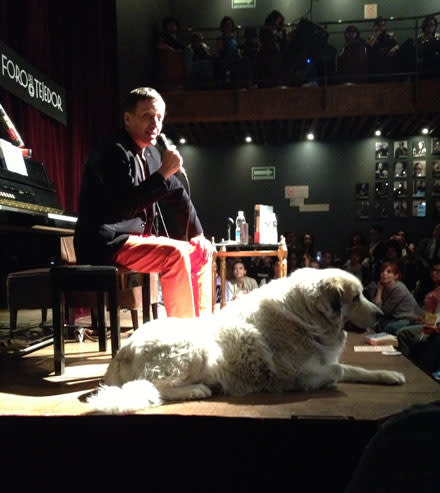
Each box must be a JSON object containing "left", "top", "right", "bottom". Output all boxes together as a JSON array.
[
  {"left": 316, "top": 268, "right": 382, "bottom": 329},
  {"left": 287, "top": 268, "right": 382, "bottom": 335}
]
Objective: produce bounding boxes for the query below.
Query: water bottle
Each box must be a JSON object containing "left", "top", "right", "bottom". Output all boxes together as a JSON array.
[{"left": 235, "top": 211, "right": 246, "bottom": 243}]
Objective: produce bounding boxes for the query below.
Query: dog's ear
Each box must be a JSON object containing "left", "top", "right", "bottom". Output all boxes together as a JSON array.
[{"left": 322, "top": 280, "right": 344, "bottom": 314}]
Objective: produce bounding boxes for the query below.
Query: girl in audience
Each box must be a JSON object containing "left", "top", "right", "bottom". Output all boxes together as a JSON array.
[{"left": 373, "top": 261, "right": 423, "bottom": 334}]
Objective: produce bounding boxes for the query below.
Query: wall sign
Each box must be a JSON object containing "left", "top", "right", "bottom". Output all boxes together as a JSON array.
[
  {"left": 232, "top": 0, "right": 256, "bottom": 9},
  {"left": 0, "top": 41, "right": 67, "bottom": 125},
  {"left": 252, "top": 166, "right": 275, "bottom": 180}
]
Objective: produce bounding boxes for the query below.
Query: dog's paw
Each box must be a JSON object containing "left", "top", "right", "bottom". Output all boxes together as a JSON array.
[
  {"left": 379, "top": 370, "right": 406, "bottom": 385},
  {"left": 188, "top": 383, "right": 212, "bottom": 399}
]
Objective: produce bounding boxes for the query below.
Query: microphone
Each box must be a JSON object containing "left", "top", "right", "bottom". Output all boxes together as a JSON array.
[{"left": 157, "top": 133, "right": 187, "bottom": 179}]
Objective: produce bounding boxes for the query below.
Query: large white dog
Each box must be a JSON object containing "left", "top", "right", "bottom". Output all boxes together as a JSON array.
[{"left": 88, "top": 268, "right": 405, "bottom": 414}]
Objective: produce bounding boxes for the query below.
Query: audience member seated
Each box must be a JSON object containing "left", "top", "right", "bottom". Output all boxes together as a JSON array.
[
  {"left": 156, "top": 16, "right": 185, "bottom": 90},
  {"left": 157, "top": 16, "right": 185, "bottom": 51},
  {"left": 240, "top": 26, "right": 260, "bottom": 87},
  {"left": 362, "top": 224, "right": 387, "bottom": 299},
  {"left": 373, "top": 261, "right": 423, "bottom": 335},
  {"left": 345, "top": 232, "right": 368, "bottom": 262},
  {"left": 415, "top": 223, "right": 440, "bottom": 303},
  {"left": 185, "top": 32, "right": 214, "bottom": 89},
  {"left": 298, "top": 232, "right": 315, "bottom": 268},
  {"left": 255, "top": 26, "right": 282, "bottom": 87},
  {"left": 287, "top": 250, "right": 299, "bottom": 274},
  {"left": 337, "top": 25, "right": 368, "bottom": 83},
  {"left": 263, "top": 9, "right": 288, "bottom": 55},
  {"left": 416, "top": 15, "right": 440, "bottom": 76},
  {"left": 343, "top": 247, "right": 370, "bottom": 286},
  {"left": 397, "top": 261, "right": 440, "bottom": 376},
  {"left": 284, "top": 230, "right": 298, "bottom": 253},
  {"left": 319, "top": 250, "right": 336, "bottom": 269},
  {"left": 391, "top": 229, "right": 418, "bottom": 292},
  {"left": 249, "top": 256, "right": 275, "bottom": 285},
  {"left": 366, "top": 16, "right": 399, "bottom": 77},
  {"left": 227, "top": 259, "right": 259, "bottom": 299},
  {"left": 215, "top": 16, "right": 241, "bottom": 87}
]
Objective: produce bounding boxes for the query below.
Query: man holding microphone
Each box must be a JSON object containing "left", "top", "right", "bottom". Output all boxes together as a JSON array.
[{"left": 74, "top": 87, "right": 212, "bottom": 318}]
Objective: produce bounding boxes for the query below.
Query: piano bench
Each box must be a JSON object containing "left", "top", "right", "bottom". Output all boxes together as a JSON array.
[
  {"left": 7, "top": 266, "right": 158, "bottom": 337},
  {"left": 50, "top": 266, "right": 159, "bottom": 375},
  {"left": 51, "top": 265, "right": 121, "bottom": 376}
]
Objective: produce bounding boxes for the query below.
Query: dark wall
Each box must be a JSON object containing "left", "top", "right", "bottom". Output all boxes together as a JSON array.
[{"left": 181, "top": 137, "right": 436, "bottom": 257}]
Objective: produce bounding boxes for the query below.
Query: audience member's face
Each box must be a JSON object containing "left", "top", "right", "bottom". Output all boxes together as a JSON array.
[
  {"left": 233, "top": 262, "right": 246, "bottom": 280},
  {"left": 380, "top": 265, "right": 399, "bottom": 285},
  {"left": 304, "top": 234, "right": 312, "bottom": 246},
  {"left": 424, "top": 18, "right": 436, "bottom": 35},
  {"left": 124, "top": 98, "right": 165, "bottom": 148},
  {"left": 431, "top": 264, "right": 440, "bottom": 285},
  {"left": 345, "top": 28, "right": 358, "bottom": 43}
]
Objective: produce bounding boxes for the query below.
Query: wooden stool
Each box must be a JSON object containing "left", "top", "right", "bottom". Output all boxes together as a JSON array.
[{"left": 51, "top": 265, "right": 121, "bottom": 375}]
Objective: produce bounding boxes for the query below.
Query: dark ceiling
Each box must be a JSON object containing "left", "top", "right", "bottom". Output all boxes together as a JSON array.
[{"left": 164, "top": 112, "right": 440, "bottom": 146}]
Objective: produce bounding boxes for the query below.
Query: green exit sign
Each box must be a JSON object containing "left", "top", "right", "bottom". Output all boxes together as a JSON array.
[
  {"left": 232, "top": 0, "right": 256, "bottom": 8},
  {"left": 252, "top": 166, "right": 276, "bottom": 180}
]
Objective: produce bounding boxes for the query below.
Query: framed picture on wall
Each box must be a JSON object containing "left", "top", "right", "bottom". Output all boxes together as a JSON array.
[
  {"left": 375, "top": 142, "right": 389, "bottom": 159},
  {"left": 394, "top": 160, "right": 407, "bottom": 177},
  {"left": 356, "top": 200, "right": 369, "bottom": 219},
  {"left": 375, "top": 161, "right": 389, "bottom": 178},
  {"left": 394, "top": 140, "right": 408, "bottom": 159},
  {"left": 374, "top": 200, "right": 391, "bottom": 219},
  {"left": 433, "top": 160, "right": 440, "bottom": 177},
  {"left": 393, "top": 180, "right": 407, "bottom": 198},
  {"left": 355, "top": 183, "right": 369, "bottom": 199},
  {"left": 412, "top": 200, "right": 426, "bottom": 217},
  {"left": 375, "top": 181, "right": 390, "bottom": 198},
  {"left": 413, "top": 160, "right": 426, "bottom": 177},
  {"left": 432, "top": 179, "right": 440, "bottom": 196},
  {"left": 412, "top": 139, "right": 427, "bottom": 157},
  {"left": 432, "top": 138, "right": 440, "bottom": 156},
  {"left": 413, "top": 179, "right": 426, "bottom": 197},
  {"left": 393, "top": 200, "right": 408, "bottom": 217}
]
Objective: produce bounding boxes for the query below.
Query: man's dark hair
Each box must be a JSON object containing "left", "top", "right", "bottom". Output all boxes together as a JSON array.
[{"left": 123, "top": 87, "right": 164, "bottom": 114}]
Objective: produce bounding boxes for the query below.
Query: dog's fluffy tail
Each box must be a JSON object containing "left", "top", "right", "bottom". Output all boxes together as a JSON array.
[{"left": 87, "top": 380, "right": 162, "bottom": 414}]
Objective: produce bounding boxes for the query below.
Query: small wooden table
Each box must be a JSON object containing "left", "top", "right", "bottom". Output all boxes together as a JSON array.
[{"left": 212, "top": 237, "right": 288, "bottom": 311}]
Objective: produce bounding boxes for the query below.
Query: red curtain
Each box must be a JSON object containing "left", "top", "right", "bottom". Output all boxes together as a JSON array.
[{"left": 0, "top": 0, "right": 119, "bottom": 213}]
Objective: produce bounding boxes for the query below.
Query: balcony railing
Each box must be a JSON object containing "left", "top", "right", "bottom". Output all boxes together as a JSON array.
[{"left": 156, "top": 11, "right": 440, "bottom": 92}]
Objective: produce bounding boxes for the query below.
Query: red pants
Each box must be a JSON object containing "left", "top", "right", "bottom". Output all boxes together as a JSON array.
[{"left": 114, "top": 235, "right": 211, "bottom": 318}]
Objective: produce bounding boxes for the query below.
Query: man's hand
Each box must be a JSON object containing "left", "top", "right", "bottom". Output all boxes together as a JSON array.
[
  {"left": 190, "top": 235, "right": 214, "bottom": 261},
  {"left": 157, "top": 147, "right": 183, "bottom": 179}
]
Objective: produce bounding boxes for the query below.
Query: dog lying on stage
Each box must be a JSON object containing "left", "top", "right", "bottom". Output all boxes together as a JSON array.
[{"left": 87, "top": 268, "right": 405, "bottom": 414}]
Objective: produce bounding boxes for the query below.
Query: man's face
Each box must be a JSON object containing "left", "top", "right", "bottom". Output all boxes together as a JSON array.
[{"left": 124, "top": 98, "right": 165, "bottom": 148}]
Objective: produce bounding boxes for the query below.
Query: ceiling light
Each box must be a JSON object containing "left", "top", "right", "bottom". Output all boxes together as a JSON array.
[
  {"left": 179, "top": 137, "right": 186, "bottom": 144},
  {"left": 245, "top": 136, "right": 252, "bottom": 143},
  {"left": 422, "top": 127, "right": 429, "bottom": 135},
  {"left": 306, "top": 132, "right": 314, "bottom": 141},
  {"left": 375, "top": 129, "right": 382, "bottom": 137}
]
